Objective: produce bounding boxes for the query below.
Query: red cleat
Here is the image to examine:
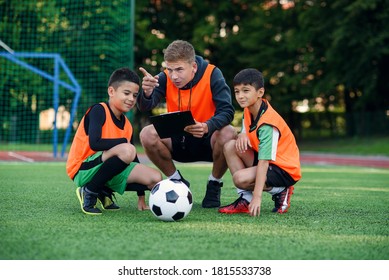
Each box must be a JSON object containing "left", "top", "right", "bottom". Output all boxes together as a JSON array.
[
  {"left": 272, "top": 186, "right": 294, "bottom": 214},
  {"left": 218, "top": 195, "right": 250, "bottom": 214}
]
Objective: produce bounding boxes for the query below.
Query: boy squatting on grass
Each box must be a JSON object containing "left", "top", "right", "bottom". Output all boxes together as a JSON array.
[
  {"left": 218, "top": 68, "right": 301, "bottom": 217},
  {"left": 66, "top": 67, "right": 162, "bottom": 215}
]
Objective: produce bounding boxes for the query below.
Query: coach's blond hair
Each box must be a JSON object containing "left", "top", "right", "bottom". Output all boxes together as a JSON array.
[{"left": 164, "top": 40, "right": 195, "bottom": 63}]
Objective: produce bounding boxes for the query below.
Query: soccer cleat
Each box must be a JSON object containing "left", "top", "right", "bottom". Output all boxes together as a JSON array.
[
  {"left": 202, "top": 180, "right": 223, "bottom": 208},
  {"left": 76, "top": 187, "right": 102, "bottom": 215},
  {"left": 98, "top": 189, "right": 120, "bottom": 211},
  {"left": 218, "top": 194, "right": 250, "bottom": 214},
  {"left": 272, "top": 186, "right": 294, "bottom": 214},
  {"left": 177, "top": 170, "right": 190, "bottom": 188}
]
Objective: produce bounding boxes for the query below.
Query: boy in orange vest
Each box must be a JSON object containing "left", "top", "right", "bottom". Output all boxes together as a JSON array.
[
  {"left": 219, "top": 68, "right": 301, "bottom": 217},
  {"left": 66, "top": 67, "right": 162, "bottom": 215}
]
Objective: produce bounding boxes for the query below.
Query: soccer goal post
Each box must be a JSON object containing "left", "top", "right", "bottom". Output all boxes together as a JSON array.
[
  {"left": 1, "top": 0, "right": 136, "bottom": 159},
  {"left": 0, "top": 51, "right": 81, "bottom": 158}
]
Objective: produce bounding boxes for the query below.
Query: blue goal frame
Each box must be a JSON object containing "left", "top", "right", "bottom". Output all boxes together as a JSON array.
[{"left": 0, "top": 52, "right": 81, "bottom": 158}]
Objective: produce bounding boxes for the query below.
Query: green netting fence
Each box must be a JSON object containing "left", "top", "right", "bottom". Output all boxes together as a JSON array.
[{"left": 0, "top": 0, "right": 135, "bottom": 158}]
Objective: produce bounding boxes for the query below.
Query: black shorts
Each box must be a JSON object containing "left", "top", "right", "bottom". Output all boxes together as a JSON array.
[
  {"left": 171, "top": 134, "right": 213, "bottom": 163},
  {"left": 253, "top": 152, "right": 297, "bottom": 187}
]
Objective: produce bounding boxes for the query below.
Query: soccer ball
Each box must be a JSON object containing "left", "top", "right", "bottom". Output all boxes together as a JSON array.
[{"left": 149, "top": 179, "right": 193, "bottom": 222}]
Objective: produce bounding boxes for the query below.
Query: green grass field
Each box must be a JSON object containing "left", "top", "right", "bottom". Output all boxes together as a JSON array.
[
  {"left": 298, "top": 136, "right": 389, "bottom": 156},
  {"left": 0, "top": 162, "right": 388, "bottom": 260}
]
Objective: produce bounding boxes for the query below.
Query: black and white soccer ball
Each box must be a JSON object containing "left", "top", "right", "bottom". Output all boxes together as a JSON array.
[{"left": 149, "top": 179, "right": 193, "bottom": 222}]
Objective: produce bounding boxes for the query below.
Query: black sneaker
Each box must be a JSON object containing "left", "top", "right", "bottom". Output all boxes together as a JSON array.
[
  {"left": 202, "top": 180, "right": 223, "bottom": 208},
  {"left": 177, "top": 170, "right": 190, "bottom": 188},
  {"left": 98, "top": 188, "right": 120, "bottom": 211},
  {"left": 272, "top": 186, "right": 294, "bottom": 214},
  {"left": 76, "top": 187, "right": 102, "bottom": 215}
]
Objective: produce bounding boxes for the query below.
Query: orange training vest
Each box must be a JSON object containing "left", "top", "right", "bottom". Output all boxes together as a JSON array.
[
  {"left": 243, "top": 99, "right": 301, "bottom": 181},
  {"left": 165, "top": 64, "right": 216, "bottom": 122},
  {"left": 66, "top": 102, "right": 133, "bottom": 180}
]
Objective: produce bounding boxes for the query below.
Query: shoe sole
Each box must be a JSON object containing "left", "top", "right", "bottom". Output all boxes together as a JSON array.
[
  {"left": 201, "top": 198, "right": 220, "bottom": 208},
  {"left": 76, "top": 187, "right": 102, "bottom": 215}
]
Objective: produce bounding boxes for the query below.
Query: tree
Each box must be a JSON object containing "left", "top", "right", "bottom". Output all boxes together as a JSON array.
[{"left": 297, "top": 0, "right": 389, "bottom": 136}]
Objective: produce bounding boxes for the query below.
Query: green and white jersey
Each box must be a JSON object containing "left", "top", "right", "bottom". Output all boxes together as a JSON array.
[
  {"left": 257, "top": 125, "right": 279, "bottom": 161},
  {"left": 241, "top": 117, "right": 280, "bottom": 161}
]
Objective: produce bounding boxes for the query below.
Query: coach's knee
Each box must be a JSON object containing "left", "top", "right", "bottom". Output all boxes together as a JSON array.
[
  {"left": 215, "top": 125, "right": 237, "bottom": 145},
  {"left": 139, "top": 124, "right": 158, "bottom": 148}
]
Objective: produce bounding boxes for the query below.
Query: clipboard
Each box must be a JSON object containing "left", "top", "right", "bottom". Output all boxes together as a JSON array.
[{"left": 149, "top": 110, "right": 195, "bottom": 139}]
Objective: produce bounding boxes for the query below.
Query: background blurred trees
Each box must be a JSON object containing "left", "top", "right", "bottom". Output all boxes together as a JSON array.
[
  {"left": 134, "top": 0, "right": 389, "bottom": 138},
  {"left": 1, "top": 0, "right": 388, "bottom": 144}
]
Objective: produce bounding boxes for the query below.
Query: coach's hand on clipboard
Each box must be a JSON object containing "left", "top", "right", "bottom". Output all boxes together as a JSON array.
[
  {"left": 184, "top": 121, "right": 209, "bottom": 138},
  {"left": 139, "top": 67, "right": 159, "bottom": 97}
]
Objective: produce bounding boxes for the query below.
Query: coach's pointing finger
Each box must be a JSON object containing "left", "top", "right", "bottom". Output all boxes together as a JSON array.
[
  {"left": 139, "top": 67, "right": 159, "bottom": 96},
  {"left": 139, "top": 67, "right": 153, "bottom": 78}
]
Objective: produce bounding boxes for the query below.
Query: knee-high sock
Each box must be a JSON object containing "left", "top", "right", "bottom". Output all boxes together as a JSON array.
[
  {"left": 85, "top": 156, "right": 128, "bottom": 193},
  {"left": 126, "top": 183, "right": 149, "bottom": 196}
]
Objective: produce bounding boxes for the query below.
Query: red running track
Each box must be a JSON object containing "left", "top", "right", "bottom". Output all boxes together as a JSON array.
[
  {"left": 1, "top": 151, "right": 389, "bottom": 168},
  {"left": 300, "top": 152, "right": 389, "bottom": 169}
]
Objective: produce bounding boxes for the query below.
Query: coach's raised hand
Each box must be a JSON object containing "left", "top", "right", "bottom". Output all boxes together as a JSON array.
[{"left": 139, "top": 67, "right": 159, "bottom": 97}]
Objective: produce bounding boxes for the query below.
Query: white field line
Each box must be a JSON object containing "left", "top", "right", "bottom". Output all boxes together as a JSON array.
[
  {"left": 8, "top": 152, "right": 35, "bottom": 163},
  {"left": 0, "top": 39, "right": 15, "bottom": 54}
]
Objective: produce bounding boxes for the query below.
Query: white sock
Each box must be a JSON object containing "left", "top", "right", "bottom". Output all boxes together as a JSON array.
[
  {"left": 169, "top": 170, "right": 181, "bottom": 180},
  {"left": 237, "top": 189, "right": 253, "bottom": 202},
  {"left": 209, "top": 174, "right": 222, "bottom": 183},
  {"left": 267, "top": 187, "right": 285, "bottom": 195}
]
